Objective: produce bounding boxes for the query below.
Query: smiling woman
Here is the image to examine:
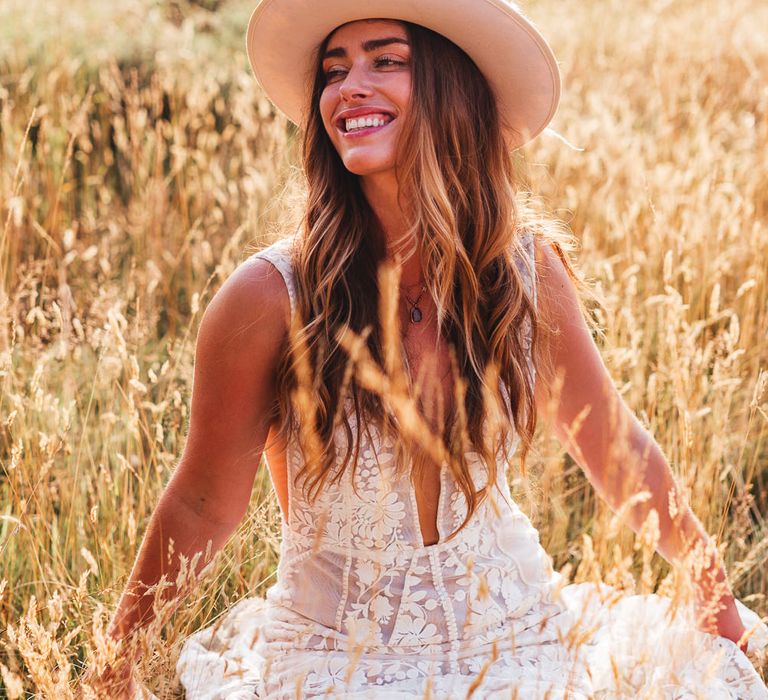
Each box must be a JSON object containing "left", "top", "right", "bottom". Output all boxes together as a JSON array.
[{"left": 85, "top": 1, "right": 768, "bottom": 699}]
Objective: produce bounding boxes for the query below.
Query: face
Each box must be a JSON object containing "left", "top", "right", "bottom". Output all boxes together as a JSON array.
[{"left": 319, "top": 20, "right": 412, "bottom": 179}]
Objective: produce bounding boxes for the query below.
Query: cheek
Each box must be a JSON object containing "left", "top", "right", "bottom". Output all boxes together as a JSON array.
[
  {"left": 391, "top": 77, "right": 412, "bottom": 118},
  {"left": 318, "top": 90, "right": 337, "bottom": 136}
]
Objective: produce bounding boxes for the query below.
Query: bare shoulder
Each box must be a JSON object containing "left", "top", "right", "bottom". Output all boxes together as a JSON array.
[
  {"left": 530, "top": 234, "right": 585, "bottom": 338},
  {"left": 196, "top": 255, "right": 290, "bottom": 361},
  {"left": 532, "top": 235, "right": 574, "bottom": 298},
  {"left": 192, "top": 252, "right": 291, "bottom": 410}
]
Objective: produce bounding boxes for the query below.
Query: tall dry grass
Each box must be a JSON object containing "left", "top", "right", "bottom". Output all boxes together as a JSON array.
[{"left": 0, "top": 0, "right": 766, "bottom": 696}]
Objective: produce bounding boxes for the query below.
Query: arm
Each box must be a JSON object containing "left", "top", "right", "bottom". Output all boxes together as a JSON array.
[
  {"left": 92, "top": 256, "right": 290, "bottom": 694},
  {"left": 532, "top": 239, "right": 746, "bottom": 648}
]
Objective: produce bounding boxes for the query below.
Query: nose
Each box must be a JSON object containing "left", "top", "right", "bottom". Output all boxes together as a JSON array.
[{"left": 338, "top": 62, "right": 373, "bottom": 102}]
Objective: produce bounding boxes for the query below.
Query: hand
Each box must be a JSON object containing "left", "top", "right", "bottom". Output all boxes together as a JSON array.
[
  {"left": 79, "top": 658, "right": 137, "bottom": 700},
  {"left": 695, "top": 590, "right": 748, "bottom": 653}
]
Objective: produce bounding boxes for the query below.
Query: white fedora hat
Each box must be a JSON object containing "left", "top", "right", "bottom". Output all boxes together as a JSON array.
[{"left": 245, "top": 0, "right": 561, "bottom": 149}]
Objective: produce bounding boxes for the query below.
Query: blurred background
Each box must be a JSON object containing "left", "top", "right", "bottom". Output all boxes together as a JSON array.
[{"left": 1, "top": 0, "right": 767, "bottom": 696}]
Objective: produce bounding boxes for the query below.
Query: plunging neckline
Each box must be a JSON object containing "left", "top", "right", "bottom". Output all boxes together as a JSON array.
[{"left": 253, "top": 232, "right": 529, "bottom": 552}]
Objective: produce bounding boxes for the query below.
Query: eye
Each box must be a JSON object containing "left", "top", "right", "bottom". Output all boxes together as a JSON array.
[
  {"left": 375, "top": 56, "right": 407, "bottom": 68},
  {"left": 323, "top": 66, "right": 347, "bottom": 83}
]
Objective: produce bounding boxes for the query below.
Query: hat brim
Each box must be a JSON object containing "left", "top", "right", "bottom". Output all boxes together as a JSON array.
[{"left": 246, "top": 0, "right": 560, "bottom": 149}]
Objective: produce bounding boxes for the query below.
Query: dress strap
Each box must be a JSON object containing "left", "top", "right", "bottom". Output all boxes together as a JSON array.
[
  {"left": 515, "top": 229, "right": 538, "bottom": 309},
  {"left": 512, "top": 229, "right": 537, "bottom": 388},
  {"left": 250, "top": 236, "right": 297, "bottom": 319}
]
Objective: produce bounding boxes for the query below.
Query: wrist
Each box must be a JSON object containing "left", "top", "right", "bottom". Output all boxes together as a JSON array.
[
  {"left": 676, "top": 521, "right": 728, "bottom": 594},
  {"left": 108, "top": 582, "right": 156, "bottom": 640}
]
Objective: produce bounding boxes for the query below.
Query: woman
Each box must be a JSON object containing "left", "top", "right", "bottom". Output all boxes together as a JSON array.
[{"left": 92, "top": 1, "right": 767, "bottom": 698}]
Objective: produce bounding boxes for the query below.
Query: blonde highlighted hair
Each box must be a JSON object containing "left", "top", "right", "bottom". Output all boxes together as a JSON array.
[{"left": 272, "top": 20, "right": 584, "bottom": 540}]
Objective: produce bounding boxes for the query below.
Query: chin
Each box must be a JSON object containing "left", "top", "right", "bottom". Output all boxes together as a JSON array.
[{"left": 341, "top": 156, "right": 396, "bottom": 177}]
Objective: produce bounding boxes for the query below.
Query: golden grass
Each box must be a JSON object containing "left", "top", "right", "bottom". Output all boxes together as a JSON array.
[{"left": 1, "top": 0, "right": 767, "bottom": 696}]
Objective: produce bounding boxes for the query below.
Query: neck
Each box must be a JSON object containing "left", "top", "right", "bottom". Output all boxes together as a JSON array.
[{"left": 360, "top": 171, "right": 423, "bottom": 287}]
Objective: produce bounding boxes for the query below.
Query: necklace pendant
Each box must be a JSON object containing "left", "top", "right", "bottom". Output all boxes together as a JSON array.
[{"left": 410, "top": 306, "right": 423, "bottom": 323}]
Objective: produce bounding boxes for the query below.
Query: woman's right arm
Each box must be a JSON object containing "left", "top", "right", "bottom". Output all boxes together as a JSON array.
[{"left": 88, "top": 255, "right": 290, "bottom": 696}]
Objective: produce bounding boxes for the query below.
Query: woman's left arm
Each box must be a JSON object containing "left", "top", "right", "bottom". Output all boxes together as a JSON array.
[{"left": 532, "top": 239, "right": 747, "bottom": 649}]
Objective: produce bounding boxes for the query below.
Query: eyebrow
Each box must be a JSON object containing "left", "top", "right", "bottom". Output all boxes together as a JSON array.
[{"left": 323, "top": 37, "right": 410, "bottom": 60}]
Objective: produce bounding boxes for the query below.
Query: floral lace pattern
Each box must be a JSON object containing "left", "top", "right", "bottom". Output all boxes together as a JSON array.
[{"left": 172, "top": 235, "right": 768, "bottom": 700}]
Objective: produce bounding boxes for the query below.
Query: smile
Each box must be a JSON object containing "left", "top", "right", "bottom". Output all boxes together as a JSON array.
[
  {"left": 336, "top": 111, "right": 395, "bottom": 138},
  {"left": 345, "top": 114, "right": 393, "bottom": 132}
]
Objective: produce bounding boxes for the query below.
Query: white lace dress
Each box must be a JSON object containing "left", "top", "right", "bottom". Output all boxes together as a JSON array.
[{"left": 170, "top": 236, "right": 768, "bottom": 699}]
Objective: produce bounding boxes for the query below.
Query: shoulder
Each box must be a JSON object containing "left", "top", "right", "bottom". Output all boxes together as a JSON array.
[
  {"left": 211, "top": 234, "right": 298, "bottom": 332},
  {"left": 196, "top": 251, "right": 290, "bottom": 367},
  {"left": 531, "top": 232, "right": 582, "bottom": 312},
  {"left": 245, "top": 235, "right": 298, "bottom": 311},
  {"left": 510, "top": 221, "right": 583, "bottom": 309}
]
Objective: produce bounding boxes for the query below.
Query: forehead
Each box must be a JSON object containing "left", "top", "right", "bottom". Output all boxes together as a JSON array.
[{"left": 325, "top": 19, "right": 408, "bottom": 48}]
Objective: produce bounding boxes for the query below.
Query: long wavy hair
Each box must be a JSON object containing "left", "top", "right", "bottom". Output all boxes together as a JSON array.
[{"left": 272, "top": 20, "right": 584, "bottom": 541}]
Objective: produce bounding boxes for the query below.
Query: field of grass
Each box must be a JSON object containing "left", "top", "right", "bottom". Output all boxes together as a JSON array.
[{"left": 1, "top": 0, "right": 767, "bottom": 696}]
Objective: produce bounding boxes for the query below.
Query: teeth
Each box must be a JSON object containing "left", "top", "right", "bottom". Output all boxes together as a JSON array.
[{"left": 344, "top": 115, "right": 391, "bottom": 132}]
